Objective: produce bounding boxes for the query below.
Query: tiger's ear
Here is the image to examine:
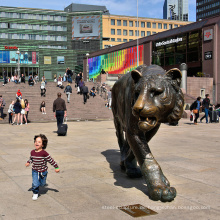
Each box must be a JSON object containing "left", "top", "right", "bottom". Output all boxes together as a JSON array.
[
  {"left": 131, "top": 69, "right": 142, "bottom": 83},
  {"left": 165, "top": 68, "right": 182, "bottom": 87}
]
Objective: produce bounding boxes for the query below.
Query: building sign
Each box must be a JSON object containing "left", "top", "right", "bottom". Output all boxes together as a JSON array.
[
  {"left": 72, "top": 15, "right": 101, "bottom": 39},
  {"left": 156, "top": 37, "right": 183, "bottom": 47},
  {"left": 4, "top": 46, "right": 18, "bottom": 50},
  {"left": 204, "top": 29, "right": 213, "bottom": 41},
  {"left": 204, "top": 51, "right": 212, "bottom": 60},
  {"left": 44, "top": 56, "right": 51, "bottom": 64},
  {"left": 57, "top": 56, "right": 65, "bottom": 64}
]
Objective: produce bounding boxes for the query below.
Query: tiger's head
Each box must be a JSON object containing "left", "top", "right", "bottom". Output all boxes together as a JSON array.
[{"left": 131, "top": 65, "right": 184, "bottom": 132}]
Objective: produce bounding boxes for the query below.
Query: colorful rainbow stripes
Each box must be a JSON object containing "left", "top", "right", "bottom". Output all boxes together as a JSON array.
[{"left": 88, "top": 45, "right": 144, "bottom": 79}]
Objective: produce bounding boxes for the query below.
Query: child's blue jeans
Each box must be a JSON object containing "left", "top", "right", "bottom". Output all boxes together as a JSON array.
[{"left": 32, "top": 169, "right": 48, "bottom": 194}]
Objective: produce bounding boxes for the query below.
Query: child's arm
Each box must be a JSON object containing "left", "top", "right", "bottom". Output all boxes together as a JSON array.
[
  {"left": 25, "top": 156, "right": 32, "bottom": 167},
  {"left": 45, "top": 153, "right": 60, "bottom": 172}
]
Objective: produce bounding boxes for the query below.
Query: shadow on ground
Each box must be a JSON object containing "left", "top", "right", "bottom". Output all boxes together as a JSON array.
[{"left": 101, "top": 149, "right": 149, "bottom": 197}]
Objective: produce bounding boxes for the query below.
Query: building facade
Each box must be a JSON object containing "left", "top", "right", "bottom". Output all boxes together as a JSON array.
[
  {"left": 84, "top": 16, "right": 220, "bottom": 104},
  {"left": 163, "top": 0, "right": 189, "bottom": 21},
  {"left": 102, "top": 14, "right": 191, "bottom": 49},
  {"left": 196, "top": 0, "right": 220, "bottom": 21}
]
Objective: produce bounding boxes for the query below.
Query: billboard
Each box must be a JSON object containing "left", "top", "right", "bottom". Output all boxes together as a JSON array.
[
  {"left": 72, "top": 15, "right": 101, "bottom": 39},
  {"left": 88, "top": 45, "right": 144, "bottom": 79},
  {"left": 57, "top": 56, "right": 65, "bottom": 64},
  {"left": 44, "top": 56, "right": 51, "bottom": 65},
  {"left": 0, "top": 51, "right": 38, "bottom": 64}
]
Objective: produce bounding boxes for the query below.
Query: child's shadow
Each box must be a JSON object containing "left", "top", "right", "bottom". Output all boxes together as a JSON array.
[{"left": 28, "top": 184, "right": 59, "bottom": 195}]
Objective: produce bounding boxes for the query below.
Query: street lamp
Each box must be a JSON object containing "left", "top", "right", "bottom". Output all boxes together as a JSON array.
[
  {"left": 16, "top": 48, "right": 20, "bottom": 78},
  {"left": 86, "top": 53, "right": 89, "bottom": 82}
]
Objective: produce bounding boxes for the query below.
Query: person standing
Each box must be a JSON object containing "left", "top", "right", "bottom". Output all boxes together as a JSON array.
[
  {"left": 21, "top": 74, "right": 25, "bottom": 83},
  {"left": 107, "top": 89, "right": 112, "bottom": 110},
  {"left": 0, "top": 95, "right": 6, "bottom": 120},
  {"left": 64, "top": 83, "right": 72, "bottom": 103},
  {"left": 53, "top": 92, "right": 67, "bottom": 128},
  {"left": 200, "top": 94, "right": 213, "bottom": 124},
  {"left": 8, "top": 100, "right": 14, "bottom": 124},
  {"left": 66, "top": 67, "right": 73, "bottom": 83},
  {"left": 192, "top": 97, "right": 202, "bottom": 125},
  {"left": 3, "top": 68, "right": 7, "bottom": 85},
  {"left": 81, "top": 83, "right": 88, "bottom": 104},
  {"left": 12, "top": 99, "right": 22, "bottom": 125},
  {"left": 24, "top": 99, "right": 30, "bottom": 122}
]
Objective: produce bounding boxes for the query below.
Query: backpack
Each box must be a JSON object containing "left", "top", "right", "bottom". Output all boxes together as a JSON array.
[{"left": 190, "top": 101, "right": 197, "bottom": 111}]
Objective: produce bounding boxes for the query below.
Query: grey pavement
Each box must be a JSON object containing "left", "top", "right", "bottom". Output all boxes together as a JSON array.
[{"left": 0, "top": 119, "right": 219, "bottom": 220}]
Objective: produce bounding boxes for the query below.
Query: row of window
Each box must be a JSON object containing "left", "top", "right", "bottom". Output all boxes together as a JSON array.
[
  {"left": 0, "top": 33, "right": 67, "bottom": 41},
  {"left": 197, "top": 9, "right": 220, "bottom": 18},
  {"left": 110, "top": 19, "right": 179, "bottom": 29},
  {"left": 197, "top": 2, "right": 220, "bottom": 12},
  {"left": 39, "top": 45, "right": 67, "bottom": 49},
  {"left": 197, "top": 0, "right": 215, "bottom": 6},
  {"left": 0, "top": 22, "right": 67, "bottom": 31},
  {"left": 0, "top": 11, "right": 67, "bottom": 21},
  {"left": 111, "top": 24, "right": 177, "bottom": 36}
]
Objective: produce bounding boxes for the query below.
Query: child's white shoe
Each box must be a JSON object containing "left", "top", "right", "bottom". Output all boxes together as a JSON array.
[{"left": 32, "top": 194, "right": 38, "bottom": 200}]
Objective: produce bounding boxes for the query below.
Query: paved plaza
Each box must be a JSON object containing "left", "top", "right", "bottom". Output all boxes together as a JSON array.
[{"left": 0, "top": 119, "right": 219, "bottom": 220}]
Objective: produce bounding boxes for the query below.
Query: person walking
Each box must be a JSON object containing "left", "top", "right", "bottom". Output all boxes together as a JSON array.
[
  {"left": 200, "top": 94, "right": 213, "bottom": 123},
  {"left": 64, "top": 83, "right": 72, "bottom": 103},
  {"left": 81, "top": 83, "right": 89, "bottom": 104},
  {"left": 3, "top": 68, "right": 7, "bottom": 85},
  {"left": 25, "top": 134, "right": 60, "bottom": 200},
  {"left": 53, "top": 92, "right": 67, "bottom": 128},
  {"left": 24, "top": 99, "right": 30, "bottom": 122},
  {"left": 12, "top": 99, "right": 22, "bottom": 125},
  {"left": 191, "top": 97, "right": 202, "bottom": 125},
  {"left": 107, "top": 88, "right": 112, "bottom": 110},
  {"left": 0, "top": 94, "right": 6, "bottom": 120},
  {"left": 8, "top": 100, "right": 14, "bottom": 124}
]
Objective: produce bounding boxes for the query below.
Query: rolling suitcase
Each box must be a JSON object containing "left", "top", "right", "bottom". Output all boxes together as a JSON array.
[
  {"left": 210, "top": 111, "right": 219, "bottom": 123},
  {"left": 57, "top": 118, "right": 68, "bottom": 136}
]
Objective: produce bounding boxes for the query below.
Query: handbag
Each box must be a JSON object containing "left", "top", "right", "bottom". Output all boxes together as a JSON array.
[{"left": 193, "top": 109, "right": 198, "bottom": 114}]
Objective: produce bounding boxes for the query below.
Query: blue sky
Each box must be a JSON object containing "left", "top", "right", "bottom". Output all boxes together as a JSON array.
[{"left": 0, "top": 0, "right": 196, "bottom": 21}]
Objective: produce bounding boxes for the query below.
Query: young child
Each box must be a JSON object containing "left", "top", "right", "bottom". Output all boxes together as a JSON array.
[{"left": 25, "top": 134, "right": 60, "bottom": 200}]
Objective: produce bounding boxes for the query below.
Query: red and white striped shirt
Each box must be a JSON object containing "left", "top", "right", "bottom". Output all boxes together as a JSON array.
[{"left": 27, "top": 149, "right": 59, "bottom": 172}]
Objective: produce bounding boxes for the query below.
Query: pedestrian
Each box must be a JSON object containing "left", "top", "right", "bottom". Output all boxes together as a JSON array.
[
  {"left": 79, "top": 78, "right": 84, "bottom": 94},
  {"left": 8, "top": 100, "right": 14, "bottom": 124},
  {"left": 81, "top": 83, "right": 89, "bottom": 104},
  {"left": 107, "top": 88, "right": 112, "bottom": 110},
  {"left": 90, "top": 86, "right": 96, "bottom": 98},
  {"left": 0, "top": 94, "right": 6, "bottom": 120},
  {"left": 66, "top": 67, "right": 73, "bottom": 83},
  {"left": 53, "top": 92, "right": 67, "bottom": 128},
  {"left": 12, "top": 99, "right": 21, "bottom": 125},
  {"left": 25, "top": 134, "right": 60, "bottom": 200},
  {"left": 191, "top": 97, "right": 202, "bottom": 125},
  {"left": 75, "top": 73, "right": 81, "bottom": 88},
  {"left": 20, "top": 99, "right": 27, "bottom": 125},
  {"left": 40, "top": 101, "right": 46, "bottom": 114},
  {"left": 3, "top": 68, "right": 7, "bottom": 85},
  {"left": 40, "top": 80, "right": 46, "bottom": 97},
  {"left": 200, "top": 94, "right": 213, "bottom": 123},
  {"left": 24, "top": 99, "right": 30, "bottom": 122},
  {"left": 21, "top": 74, "right": 25, "bottom": 83},
  {"left": 64, "top": 83, "right": 72, "bottom": 103}
]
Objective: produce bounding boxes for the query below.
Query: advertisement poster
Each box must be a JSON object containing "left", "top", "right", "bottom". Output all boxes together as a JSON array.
[
  {"left": 44, "top": 56, "right": 51, "bottom": 64},
  {"left": 72, "top": 15, "right": 100, "bottom": 38},
  {"left": 57, "top": 56, "right": 65, "bottom": 64},
  {"left": 0, "top": 51, "right": 10, "bottom": 63},
  {"left": 32, "top": 52, "right": 36, "bottom": 64}
]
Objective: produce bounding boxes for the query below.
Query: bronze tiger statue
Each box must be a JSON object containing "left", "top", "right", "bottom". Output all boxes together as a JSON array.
[{"left": 112, "top": 64, "right": 184, "bottom": 202}]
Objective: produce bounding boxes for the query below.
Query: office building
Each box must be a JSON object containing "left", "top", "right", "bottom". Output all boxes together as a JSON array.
[
  {"left": 196, "top": 0, "right": 220, "bottom": 21},
  {"left": 163, "top": 0, "right": 189, "bottom": 21}
]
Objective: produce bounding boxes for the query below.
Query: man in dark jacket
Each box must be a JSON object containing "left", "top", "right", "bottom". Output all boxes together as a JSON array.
[
  {"left": 66, "top": 67, "right": 73, "bottom": 83},
  {"left": 81, "top": 83, "right": 89, "bottom": 104},
  {"left": 0, "top": 94, "right": 6, "bottom": 120},
  {"left": 53, "top": 92, "right": 67, "bottom": 128},
  {"left": 21, "top": 74, "right": 25, "bottom": 83},
  {"left": 64, "top": 83, "right": 72, "bottom": 103},
  {"left": 75, "top": 74, "right": 81, "bottom": 87},
  {"left": 200, "top": 94, "right": 213, "bottom": 123},
  {"left": 3, "top": 69, "right": 7, "bottom": 85}
]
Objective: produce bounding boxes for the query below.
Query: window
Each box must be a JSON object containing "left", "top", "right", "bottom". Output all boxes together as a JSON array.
[
  {"left": 111, "top": 29, "right": 115, "bottom": 35},
  {"left": 117, "top": 20, "right": 121, "bottom": 26},
  {"left": 117, "top": 29, "right": 121, "bottom": 35},
  {"left": 141, "top": 22, "right": 145, "bottom": 28},
  {"left": 123, "top": 20, "right": 127, "bottom": 26},
  {"left": 158, "top": 23, "right": 162, "bottom": 29},
  {"left": 152, "top": 32, "right": 156, "bottom": 35},
  {"left": 111, "top": 19, "right": 115, "bottom": 25},
  {"left": 111, "top": 38, "right": 115, "bottom": 41},
  {"left": 174, "top": 24, "right": 178, "bottom": 28},
  {"left": 164, "top": 23, "right": 167, "bottom": 29},
  {"left": 123, "top": 39, "right": 127, "bottom": 42},
  {"left": 147, "top": 31, "right": 151, "bottom": 36},
  {"left": 123, "top": 30, "right": 127, "bottom": 36},
  {"left": 169, "top": 24, "right": 172, "bottom": 29},
  {"left": 152, "top": 23, "right": 156, "bottom": 28},
  {"left": 117, "top": 38, "right": 121, "bottom": 42},
  {"left": 129, "top": 39, "right": 133, "bottom": 42},
  {"left": 141, "top": 31, "right": 145, "bottom": 37},
  {"left": 147, "top": 22, "right": 151, "bottom": 28},
  {"left": 135, "top": 21, "right": 139, "bottom": 27},
  {"left": 135, "top": 30, "right": 139, "bottom": 36},
  {"left": 129, "top": 30, "right": 133, "bottom": 36},
  {"left": 129, "top": 21, "right": 133, "bottom": 27}
]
